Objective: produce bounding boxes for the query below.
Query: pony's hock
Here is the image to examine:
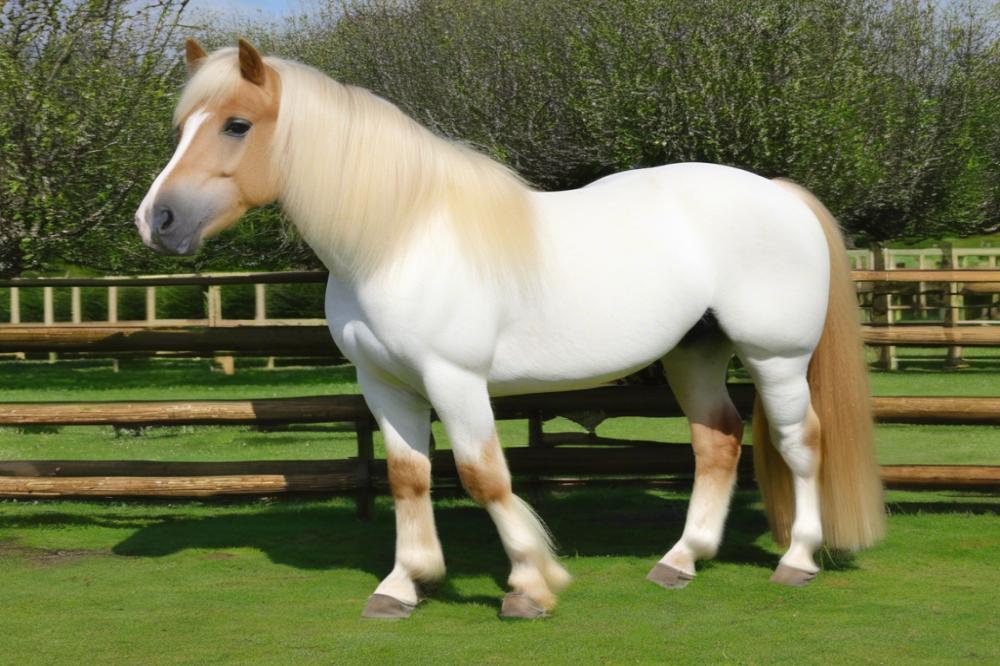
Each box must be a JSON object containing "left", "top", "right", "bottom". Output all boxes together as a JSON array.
[{"left": 133, "top": 38, "right": 887, "bottom": 617}]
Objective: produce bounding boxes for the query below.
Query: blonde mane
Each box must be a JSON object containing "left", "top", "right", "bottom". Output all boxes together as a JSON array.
[{"left": 175, "top": 49, "right": 537, "bottom": 283}]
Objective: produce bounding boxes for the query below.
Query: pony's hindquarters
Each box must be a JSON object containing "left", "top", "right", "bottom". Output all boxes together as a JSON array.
[{"left": 754, "top": 180, "right": 886, "bottom": 551}]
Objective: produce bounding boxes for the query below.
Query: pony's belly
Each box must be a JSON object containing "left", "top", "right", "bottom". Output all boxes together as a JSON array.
[
  {"left": 486, "top": 265, "right": 710, "bottom": 395},
  {"left": 484, "top": 182, "right": 712, "bottom": 394},
  {"left": 486, "top": 310, "right": 697, "bottom": 396}
]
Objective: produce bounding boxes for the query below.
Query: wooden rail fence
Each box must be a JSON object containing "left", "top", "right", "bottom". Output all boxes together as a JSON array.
[
  {"left": 1, "top": 269, "right": 997, "bottom": 501},
  {"left": 2, "top": 270, "right": 997, "bottom": 358},
  {"left": 1, "top": 387, "right": 997, "bottom": 502}
]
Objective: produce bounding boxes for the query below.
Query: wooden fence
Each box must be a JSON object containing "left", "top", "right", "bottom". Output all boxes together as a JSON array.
[
  {"left": 1, "top": 385, "right": 998, "bottom": 504},
  {"left": 0, "top": 269, "right": 997, "bottom": 502},
  {"left": 2, "top": 267, "right": 998, "bottom": 329}
]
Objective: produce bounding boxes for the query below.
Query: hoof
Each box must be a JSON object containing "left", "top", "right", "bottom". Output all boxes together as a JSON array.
[
  {"left": 499, "top": 592, "right": 549, "bottom": 619},
  {"left": 646, "top": 562, "right": 694, "bottom": 590},
  {"left": 361, "top": 593, "right": 417, "bottom": 619},
  {"left": 770, "top": 563, "right": 818, "bottom": 587}
]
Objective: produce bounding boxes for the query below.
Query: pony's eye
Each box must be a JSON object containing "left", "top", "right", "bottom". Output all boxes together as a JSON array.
[{"left": 223, "top": 118, "right": 252, "bottom": 137}]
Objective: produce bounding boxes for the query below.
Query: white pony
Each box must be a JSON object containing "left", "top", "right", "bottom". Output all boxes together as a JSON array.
[{"left": 135, "top": 40, "right": 885, "bottom": 619}]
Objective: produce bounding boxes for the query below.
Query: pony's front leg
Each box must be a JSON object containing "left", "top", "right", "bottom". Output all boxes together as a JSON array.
[
  {"left": 425, "top": 365, "right": 571, "bottom": 619},
  {"left": 358, "top": 374, "right": 445, "bottom": 619}
]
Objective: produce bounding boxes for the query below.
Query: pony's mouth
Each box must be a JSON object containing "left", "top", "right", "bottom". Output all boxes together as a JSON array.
[
  {"left": 152, "top": 228, "right": 201, "bottom": 256},
  {"left": 137, "top": 195, "right": 214, "bottom": 256}
]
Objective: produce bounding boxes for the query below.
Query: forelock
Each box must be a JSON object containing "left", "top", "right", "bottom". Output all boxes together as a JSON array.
[{"left": 173, "top": 47, "right": 242, "bottom": 127}]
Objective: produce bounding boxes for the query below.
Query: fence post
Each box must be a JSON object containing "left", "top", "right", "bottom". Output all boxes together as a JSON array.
[
  {"left": 107, "top": 286, "right": 118, "bottom": 323},
  {"left": 9, "top": 286, "right": 19, "bottom": 324},
  {"left": 942, "top": 243, "right": 967, "bottom": 369},
  {"left": 145, "top": 286, "right": 156, "bottom": 323},
  {"left": 207, "top": 284, "right": 234, "bottom": 374},
  {"left": 871, "top": 244, "right": 897, "bottom": 370},
  {"left": 917, "top": 253, "right": 927, "bottom": 319},
  {"left": 528, "top": 411, "right": 545, "bottom": 448},
  {"left": 71, "top": 287, "right": 82, "bottom": 324},
  {"left": 254, "top": 283, "right": 266, "bottom": 322},
  {"left": 355, "top": 417, "right": 375, "bottom": 520},
  {"left": 207, "top": 285, "right": 222, "bottom": 325},
  {"left": 43, "top": 286, "right": 54, "bottom": 324},
  {"left": 991, "top": 254, "right": 999, "bottom": 318},
  {"left": 43, "top": 286, "right": 57, "bottom": 363},
  {"left": 255, "top": 283, "right": 276, "bottom": 369},
  {"left": 8, "top": 287, "right": 25, "bottom": 359}
]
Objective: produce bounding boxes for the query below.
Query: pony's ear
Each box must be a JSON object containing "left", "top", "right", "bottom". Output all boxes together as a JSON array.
[
  {"left": 238, "top": 38, "right": 266, "bottom": 86},
  {"left": 185, "top": 38, "right": 207, "bottom": 76}
]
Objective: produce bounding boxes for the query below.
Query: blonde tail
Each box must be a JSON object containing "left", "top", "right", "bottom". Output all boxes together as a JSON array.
[{"left": 754, "top": 179, "right": 886, "bottom": 551}]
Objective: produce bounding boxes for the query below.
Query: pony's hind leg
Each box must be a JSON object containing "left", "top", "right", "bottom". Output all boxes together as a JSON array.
[
  {"left": 739, "top": 350, "right": 823, "bottom": 585},
  {"left": 424, "top": 364, "right": 571, "bottom": 618},
  {"left": 357, "top": 372, "right": 445, "bottom": 619},
  {"left": 649, "top": 339, "right": 743, "bottom": 588}
]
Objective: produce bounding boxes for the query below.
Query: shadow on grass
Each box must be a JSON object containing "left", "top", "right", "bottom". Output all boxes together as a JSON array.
[
  {"left": 0, "top": 488, "right": 780, "bottom": 608},
  {"left": 9, "top": 487, "right": 979, "bottom": 607}
]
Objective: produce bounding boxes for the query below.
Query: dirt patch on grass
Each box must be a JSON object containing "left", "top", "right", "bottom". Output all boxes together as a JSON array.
[
  {"left": 201, "top": 551, "right": 237, "bottom": 560},
  {"left": 0, "top": 538, "right": 116, "bottom": 567}
]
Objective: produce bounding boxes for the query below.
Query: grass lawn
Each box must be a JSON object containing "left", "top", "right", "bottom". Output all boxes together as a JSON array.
[
  {"left": 1, "top": 490, "right": 998, "bottom": 664},
  {"left": 0, "top": 351, "right": 998, "bottom": 663}
]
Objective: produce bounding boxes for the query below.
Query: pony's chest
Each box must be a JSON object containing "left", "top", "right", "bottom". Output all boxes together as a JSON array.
[
  {"left": 324, "top": 279, "right": 412, "bottom": 373},
  {"left": 323, "top": 273, "right": 501, "bottom": 382}
]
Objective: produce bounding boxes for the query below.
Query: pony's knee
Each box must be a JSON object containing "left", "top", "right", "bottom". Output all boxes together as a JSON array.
[
  {"left": 387, "top": 448, "right": 431, "bottom": 500},
  {"left": 456, "top": 436, "right": 511, "bottom": 505}
]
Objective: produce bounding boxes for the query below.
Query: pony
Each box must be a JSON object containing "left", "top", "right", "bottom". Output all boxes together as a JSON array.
[{"left": 134, "top": 39, "right": 885, "bottom": 619}]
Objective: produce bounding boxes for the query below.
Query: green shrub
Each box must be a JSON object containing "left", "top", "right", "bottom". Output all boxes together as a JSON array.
[{"left": 272, "top": 0, "right": 1000, "bottom": 244}]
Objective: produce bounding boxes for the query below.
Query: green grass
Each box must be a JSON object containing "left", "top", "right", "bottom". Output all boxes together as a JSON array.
[
  {"left": 0, "top": 490, "right": 998, "bottom": 664},
  {"left": 0, "top": 353, "right": 997, "bottom": 663}
]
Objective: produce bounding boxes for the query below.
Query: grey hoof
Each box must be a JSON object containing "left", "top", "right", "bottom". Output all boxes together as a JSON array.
[
  {"left": 361, "top": 593, "right": 417, "bottom": 619},
  {"left": 499, "top": 592, "right": 549, "bottom": 619},
  {"left": 646, "top": 562, "right": 694, "bottom": 590},
  {"left": 770, "top": 563, "right": 818, "bottom": 587}
]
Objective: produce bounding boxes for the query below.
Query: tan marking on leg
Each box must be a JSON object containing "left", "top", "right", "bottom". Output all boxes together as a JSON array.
[
  {"left": 458, "top": 435, "right": 568, "bottom": 610},
  {"left": 690, "top": 402, "right": 744, "bottom": 480},
  {"left": 388, "top": 449, "right": 431, "bottom": 500},
  {"left": 663, "top": 402, "right": 744, "bottom": 567},
  {"left": 456, "top": 434, "right": 511, "bottom": 505},
  {"left": 386, "top": 449, "right": 443, "bottom": 582}
]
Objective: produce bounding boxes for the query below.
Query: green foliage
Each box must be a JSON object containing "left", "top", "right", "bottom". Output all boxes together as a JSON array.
[
  {"left": 296, "top": 0, "right": 1000, "bottom": 244},
  {"left": 0, "top": 0, "right": 188, "bottom": 276},
  {"left": 4, "top": 0, "right": 1000, "bottom": 276},
  {"left": 0, "top": 1, "right": 319, "bottom": 277}
]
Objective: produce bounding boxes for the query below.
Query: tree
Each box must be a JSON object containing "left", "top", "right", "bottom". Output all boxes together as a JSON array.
[
  {"left": 0, "top": 0, "right": 189, "bottom": 277},
  {"left": 295, "top": 0, "right": 1000, "bottom": 244}
]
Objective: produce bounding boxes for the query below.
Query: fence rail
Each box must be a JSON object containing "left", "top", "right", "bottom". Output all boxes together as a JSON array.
[
  {"left": 0, "top": 324, "right": 340, "bottom": 355},
  {"left": 3, "top": 269, "right": 998, "bottom": 330},
  {"left": 3, "top": 388, "right": 1000, "bottom": 427},
  {"left": 1, "top": 269, "right": 997, "bottom": 501},
  {"left": 1, "top": 322, "right": 998, "bottom": 355},
  {"left": 1, "top": 386, "right": 997, "bottom": 500}
]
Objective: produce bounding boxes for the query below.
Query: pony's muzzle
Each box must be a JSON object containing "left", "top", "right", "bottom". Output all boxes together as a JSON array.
[{"left": 150, "top": 202, "right": 198, "bottom": 256}]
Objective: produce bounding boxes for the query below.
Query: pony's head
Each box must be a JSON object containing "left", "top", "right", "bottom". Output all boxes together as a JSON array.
[{"left": 134, "top": 39, "right": 281, "bottom": 255}]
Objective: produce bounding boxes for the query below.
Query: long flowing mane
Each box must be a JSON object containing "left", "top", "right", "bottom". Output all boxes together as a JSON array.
[{"left": 175, "top": 49, "right": 537, "bottom": 282}]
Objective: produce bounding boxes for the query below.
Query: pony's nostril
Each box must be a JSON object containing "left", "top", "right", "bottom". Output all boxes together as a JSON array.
[{"left": 155, "top": 207, "right": 175, "bottom": 233}]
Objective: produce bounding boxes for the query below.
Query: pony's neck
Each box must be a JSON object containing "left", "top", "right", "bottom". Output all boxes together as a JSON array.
[{"left": 270, "top": 61, "right": 537, "bottom": 284}]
